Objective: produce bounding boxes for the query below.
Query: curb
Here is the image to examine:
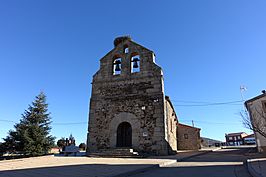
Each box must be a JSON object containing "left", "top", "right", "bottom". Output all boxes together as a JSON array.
[
  {"left": 246, "top": 159, "right": 264, "bottom": 177},
  {"left": 111, "top": 151, "right": 210, "bottom": 177}
]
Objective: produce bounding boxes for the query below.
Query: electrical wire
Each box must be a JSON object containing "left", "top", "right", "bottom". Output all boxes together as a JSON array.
[
  {"left": 0, "top": 119, "right": 16, "bottom": 123},
  {"left": 172, "top": 100, "right": 243, "bottom": 107},
  {"left": 52, "top": 122, "right": 88, "bottom": 125},
  {"left": 0, "top": 119, "right": 88, "bottom": 126},
  {"left": 0, "top": 99, "right": 245, "bottom": 126},
  {"left": 179, "top": 119, "right": 240, "bottom": 125}
]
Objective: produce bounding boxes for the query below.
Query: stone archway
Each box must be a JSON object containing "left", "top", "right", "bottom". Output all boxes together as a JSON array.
[
  {"left": 116, "top": 122, "right": 132, "bottom": 147},
  {"left": 109, "top": 112, "right": 140, "bottom": 149}
]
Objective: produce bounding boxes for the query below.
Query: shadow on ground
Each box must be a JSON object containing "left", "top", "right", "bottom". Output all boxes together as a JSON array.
[
  {"left": 0, "top": 163, "right": 155, "bottom": 177},
  {"left": 0, "top": 148, "right": 260, "bottom": 177},
  {"left": 0, "top": 163, "right": 251, "bottom": 177},
  {"left": 130, "top": 164, "right": 251, "bottom": 177}
]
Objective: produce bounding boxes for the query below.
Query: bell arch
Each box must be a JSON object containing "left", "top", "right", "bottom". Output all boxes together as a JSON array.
[
  {"left": 130, "top": 53, "right": 140, "bottom": 73},
  {"left": 113, "top": 55, "right": 122, "bottom": 75}
]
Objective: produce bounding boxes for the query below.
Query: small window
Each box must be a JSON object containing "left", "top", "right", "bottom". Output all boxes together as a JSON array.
[
  {"left": 124, "top": 46, "right": 129, "bottom": 54},
  {"left": 184, "top": 134, "right": 188, "bottom": 139},
  {"left": 229, "top": 137, "right": 233, "bottom": 140},
  {"left": 131, "top": 55, "right": 140, "bottom": 73},
  {"left": 113, "top": 58, "right": 122, "bottom": 75}
]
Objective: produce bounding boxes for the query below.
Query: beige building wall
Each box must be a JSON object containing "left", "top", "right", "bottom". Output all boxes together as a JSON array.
[
  {"left": 246, "top": 94, "right": 266, "bottom": 153},
  {"left": 165, "top": 96, "right": 178, "bottom": 153}
]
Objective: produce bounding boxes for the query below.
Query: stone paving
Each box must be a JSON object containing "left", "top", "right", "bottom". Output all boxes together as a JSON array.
[{"left": 0, "top": 151, "right": 207, "bottom": 177}]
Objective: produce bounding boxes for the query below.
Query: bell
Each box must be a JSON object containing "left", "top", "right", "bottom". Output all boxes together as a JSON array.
[
  {"left": 132, "top": 58, "right": 140, "bottom": 68},
  {"left": 115, "top": 63, "right": 121, "bottom": 71},
  {"left": 114, "top": 60, "right": 121, "bottom": 71}
]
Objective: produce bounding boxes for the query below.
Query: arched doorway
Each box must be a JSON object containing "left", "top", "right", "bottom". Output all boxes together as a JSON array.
[{"left": 116, "top": 122, "right": 132, "bottom": 147}]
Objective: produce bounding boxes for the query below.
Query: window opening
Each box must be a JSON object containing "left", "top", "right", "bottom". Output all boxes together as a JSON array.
[
  {"left": 124, "top": 47, "right": 129, "bottom": 54},
  {"left": 131, "top": 55, "right": 140, "bottom": 73},
  {"left": 184, "top": 134, "right": 188, "bottom": 139},
  {"left": 113, "top": 58, "right": 122, "bottom": 75}
]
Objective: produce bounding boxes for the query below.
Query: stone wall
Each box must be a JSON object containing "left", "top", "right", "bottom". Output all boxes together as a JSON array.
[
  {"left": 165, "top": 96, "right": 178, "bottom": 153},
  {"left": 177, "top": 123, "right": 201, "bottom": 150},
  {"left": 87, "top": 37, "right": 170, "bottom": 155}
]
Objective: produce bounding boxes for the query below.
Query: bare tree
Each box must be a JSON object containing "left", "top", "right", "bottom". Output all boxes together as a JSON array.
[{"left": 241, "top": 108, "right": 266, "bottom": 139}]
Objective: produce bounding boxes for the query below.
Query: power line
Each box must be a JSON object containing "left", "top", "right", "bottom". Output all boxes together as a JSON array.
[
  {"left": 171, "top": 99, "right": 243, "bottom": 103},
  {"left": 0, "top": 100, "right": 244, "bottom": 126},
  {"left": 174, "top": 104, "right": 242, "bottom": 107},
  {"left": 1, "top": 119, "right": 241, "bottom": 127},
  {"left": 0, "top": 119, "right": 88, "bottom": 126},
  {"left": 52, "top": 122, "right": 88, "bottom": 125},
  {"left": 179, "top": 119, "right": 240, "bottom": 125},
  {"left": 0, "top": 119, "right": 16, "bottom": 123},
  {"left": 171, "top": 100, "right": 217, "bottom": 104},
  {"left": 172, "top": 100, "right": 243, "bottom": 107}
]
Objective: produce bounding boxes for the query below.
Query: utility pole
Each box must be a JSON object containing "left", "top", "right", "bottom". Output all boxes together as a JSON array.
[
  {"left": 192, "top": 120, "right": 194, "bottom": 127},
  {"left": 240, "top": 85, "right": 247, "bottom": 112},
  {"left": 240, "top": 85, "right": 247, "bottom": 102}
]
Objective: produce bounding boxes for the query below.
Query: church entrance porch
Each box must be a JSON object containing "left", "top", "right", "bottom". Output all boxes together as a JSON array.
[{"left": 116, "top": 122, "right": 132, "bottom": 147}]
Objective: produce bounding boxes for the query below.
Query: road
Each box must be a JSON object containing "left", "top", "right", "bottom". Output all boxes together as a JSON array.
[{"left": 131, "top": 148, "right": 253, "bottom": 177}]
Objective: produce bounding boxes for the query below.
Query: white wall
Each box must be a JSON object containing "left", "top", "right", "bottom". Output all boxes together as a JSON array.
[{"left": 246, "top": 96, "right": 266, "bottom": 152}]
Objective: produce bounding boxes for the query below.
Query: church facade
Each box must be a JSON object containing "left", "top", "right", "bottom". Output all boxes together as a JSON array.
[{"left": 87, "top": 36, "right": 188, "bottom": 155}]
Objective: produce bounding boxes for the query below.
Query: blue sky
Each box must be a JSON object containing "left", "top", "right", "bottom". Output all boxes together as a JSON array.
[{"left": 0, "top": 0, "right": 265, "bottom": 144}]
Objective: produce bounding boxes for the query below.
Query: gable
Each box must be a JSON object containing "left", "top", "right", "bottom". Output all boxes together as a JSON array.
[
  {"left": 99, "top": 37, "right": 154, "bottom": 63},
  {"left": 92, "top": 36, "right": 162, "bottom": 81}
]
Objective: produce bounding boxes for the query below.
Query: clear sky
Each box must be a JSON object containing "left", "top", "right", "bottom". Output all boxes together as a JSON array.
[{"left": 0, "top": 0, "right": 266, "bottom": 144}]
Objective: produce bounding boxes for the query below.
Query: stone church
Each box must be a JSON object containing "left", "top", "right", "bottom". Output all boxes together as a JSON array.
[{"left": 87, "top": 36, "right": 200, "bottom": 156}]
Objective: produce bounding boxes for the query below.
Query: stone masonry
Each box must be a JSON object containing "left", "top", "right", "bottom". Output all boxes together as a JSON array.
[
  {"left": 87, "top": 36, "right": 177, "bottom": 155},
  {"left": 177, "top": 123, "right": 201, "bottom": 150},
  {"left": 165, "top": 96, "right": 178, "bottom": 152}
]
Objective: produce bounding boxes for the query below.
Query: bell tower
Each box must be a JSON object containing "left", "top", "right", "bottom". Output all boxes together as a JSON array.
[{"left": 87, "top": 36, "right": 169, "bottom": 155}]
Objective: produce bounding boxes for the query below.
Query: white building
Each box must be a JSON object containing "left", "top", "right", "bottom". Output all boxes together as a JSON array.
[
  {"left": 245, "top": 91, "right": 266, "bottom": 153},
  {"left": 243, "top": 134, "right": 256, "bottom": 145}
]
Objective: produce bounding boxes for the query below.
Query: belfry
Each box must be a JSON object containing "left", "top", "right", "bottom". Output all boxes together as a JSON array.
[{"left": 86, "top": 36, "right": 179, "bottom": 156}]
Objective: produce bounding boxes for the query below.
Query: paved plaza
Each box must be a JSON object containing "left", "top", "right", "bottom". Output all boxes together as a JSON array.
[
  {"left": 0, "top": 149, "right": 265, "bottom": 177},
  {"left": 0, "top": 151, "right": 207, "bottom": 177},
  {"left": 0, "top": 156, "right": 174, "bottom": 177}
]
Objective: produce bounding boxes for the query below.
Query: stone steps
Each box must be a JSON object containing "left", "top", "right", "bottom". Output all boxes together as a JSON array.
[{"left": 88, "top": 148, "right": 141, "bottom": 158}]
